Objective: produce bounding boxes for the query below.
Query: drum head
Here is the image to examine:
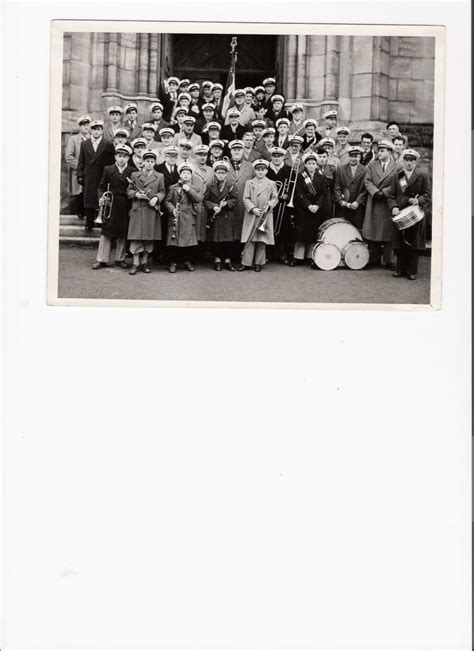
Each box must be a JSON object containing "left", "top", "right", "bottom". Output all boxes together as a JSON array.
[
  {"left": 312, "top": 242, "right": 341, "bottom": 270},
  {"left": 318, "top": 219, "right": 362, "bottom": 251},
  {"left": 342, "top": 241, "right": 369, "bottom": 270}
]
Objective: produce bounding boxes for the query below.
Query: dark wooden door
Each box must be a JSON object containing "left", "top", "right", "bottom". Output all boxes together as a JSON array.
[{"left": 171, "top": 33, "right": 279, "bottom": 88}]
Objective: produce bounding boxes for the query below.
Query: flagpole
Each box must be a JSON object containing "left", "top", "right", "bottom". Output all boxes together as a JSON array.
[{"left": 221, "top": 36, "right": 238, "bottom": 120}]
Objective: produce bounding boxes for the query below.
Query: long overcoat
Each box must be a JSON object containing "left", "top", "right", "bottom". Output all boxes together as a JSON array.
[
  {"left": 164, "top": 182, "right": 200, "bottom": 247},
  {"left": 241, "top": 177, "right": 279, "bottom": 245},
  {"left": 293, "top": 170, "right": 329, "bottom": 245},
  {"left": 203, "top": 180, "right": 238, "bottom": 242},
  {"left": 334, "top": 163, "right": 368, "bottom": 230},
  {"left": 386, "top": 168, "right": 431, "bottom": 250},
  {"left": 126, "top": 170, "right": 166, "bottom": 241},
  {"left": 192, "top": 164, "right": 214, "bottom": 241},
  {"left": 65, "top": 132, "right": 89, "bottom": 195},
  {"left": 361, "top": 158, "right": 398, "bottom": 242},
  {"left": 97, "top": 164, "right": 135, "bottom": 239},
  {"left": 77, "top": 138, "right": 115, "bottom": 209},
  {"left": 226, "top": 160, "right": 254, "bottom": 239}
]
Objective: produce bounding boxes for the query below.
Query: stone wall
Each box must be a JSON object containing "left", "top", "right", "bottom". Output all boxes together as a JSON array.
[{"left": 388, "top": 37, "right": 435, "bottom": 123}]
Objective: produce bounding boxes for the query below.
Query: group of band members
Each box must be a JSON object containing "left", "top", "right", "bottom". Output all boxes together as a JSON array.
[{"left": 67, "top": 75, "right": 431, "bottom": 280}]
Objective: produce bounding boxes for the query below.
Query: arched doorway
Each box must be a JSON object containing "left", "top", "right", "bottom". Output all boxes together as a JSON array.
[{"left": 170, "top": 33, "right": 282, "bottom": 88}]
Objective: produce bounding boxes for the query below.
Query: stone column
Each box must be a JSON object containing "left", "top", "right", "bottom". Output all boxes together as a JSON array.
[
  {"left": 105, "top": 32, "right": 119, "bottom": 91},
  {"left": 295, "top": 35, "right": 307, "bottom": 100},
  {"left": 324, "top": 35, "right": 339, "bottom": 100},
  {"left": 138, "top": 33, "right": 149, "bottom": 95},
  {"left": 349, "top": 35, "right": 388, "bottom": 140},
  {"left": 285, "top": 35, "right": 298, "bottom": 100},
  {"left": 149, "top": 33, "right": 159, "bottom": 96},
  {"left": 337, "top": 34, "right": 353, "bottom": 123}
]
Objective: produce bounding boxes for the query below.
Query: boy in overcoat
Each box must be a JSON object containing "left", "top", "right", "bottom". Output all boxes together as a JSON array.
[
  {"left": 92, "top": 144, "right": 134, "bottom": 269},
  {"left": 361, "top": 139, "right": 398, "bottom": 267},
  {"left": 334, "top": 145, "right": 368, "bottom": 230},
  {"left": 126, "top": 150, "right": 166, "bottom": 275},
  {"left": 386, "top": 149, "right": 431, "bottom": 280},
  {"left": 203, "top": 160, "right": 239, "bottom": 271},
  {"left": 238, "top": 159, "right": 279, "bottom": 272},
  {"left": 65, "top": 114, "right": 90, "bottom": 219},
  {"left": 163, "top": 162, "right": 200, "bottom": 273},
  {"left": 293, "top": 150, "right": 329, "bottom": 266},
  {"left": 77, "top": 120, "right": 116, "bottom": 231},
  {"left": 123, "top": 103, "right": 142, "bottom": 141}
]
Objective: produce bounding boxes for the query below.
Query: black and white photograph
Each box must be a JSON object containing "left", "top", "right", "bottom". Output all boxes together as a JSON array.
[
  {"left": 4, "top": 3, "right": 470, "bottom": 651},
  {"left": 48, "top": 21, "right": 444, "bottom": 308}
]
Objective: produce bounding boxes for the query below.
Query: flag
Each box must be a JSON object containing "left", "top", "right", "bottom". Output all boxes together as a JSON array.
[{"left": 221, "top": 37, "right": 238, "bottom": 120}]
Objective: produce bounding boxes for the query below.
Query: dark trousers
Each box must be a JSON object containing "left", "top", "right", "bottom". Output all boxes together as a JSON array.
[
  {"left": 69, "top": 192, "right": 84, "bottom": 217},
  {"left": 395, "top": 243, "right": 418, "bottom": 275},
  {"left": 168, "top": 245, "right": 197, "bottom": 264},
  {"left": 85, "top": 207, "right": 98, "bottom": 229},
  {"left": 212, "top": 241, "right": 233, "bottom": 260}
]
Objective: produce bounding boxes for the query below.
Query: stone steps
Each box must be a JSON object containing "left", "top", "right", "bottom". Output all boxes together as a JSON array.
[{"left": 60, "top": 214, "right": 100, "bottom": 247}]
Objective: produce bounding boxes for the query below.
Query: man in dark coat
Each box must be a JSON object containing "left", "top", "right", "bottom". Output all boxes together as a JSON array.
[
  {"left": 154, "top": 146, "right": 180, "bottom": 264},
  {"left": 386, "top": 148, "right": 431, "bottom": 280},
  {"left": 360, "top": 132, "right": 375, "bottom": 166},
  {"left": 334, "top": 145, "right": 368, "bottom": 230},
  {"left": 221, "top": 109, "right": 246, "bottom": 143},
  {"left": 361, "top": 139, "right": 398, "bottom": 267},
  {"left": 266, "top": 147, "right": 294, "bottom": 264},
  {"left": 293, "top": 150, "right": 328, "bottom": 266},
  {"left": 77, "top": 120, "right": 115, "bottom": 231},
  {"left": 92, "top": 144, "right": 134, "bottom": 269}
]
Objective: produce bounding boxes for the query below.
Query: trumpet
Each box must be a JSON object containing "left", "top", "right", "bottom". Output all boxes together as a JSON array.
[
  {"left": 241, "top": 201, "right": 271, "bottom": 259},
  {"left": 274, "top": 159, "right": 299, "bottom": 236},
  {"left": 95, "top": 184, "right": 113, "bottom": 224}
]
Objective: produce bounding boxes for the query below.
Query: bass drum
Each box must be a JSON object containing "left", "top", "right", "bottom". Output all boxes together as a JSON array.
[
  {"left": 318, "top": 218, "right": 363, "bottom": 252},
  {"left": 311, "top": 242, "right": 341, "bottom": 271},
  {"left": 342, "top": 240, "right": 369, "bottom": 270}
]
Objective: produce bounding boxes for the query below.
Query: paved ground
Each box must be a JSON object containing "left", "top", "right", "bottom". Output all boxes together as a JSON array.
[{"left": 57, "top": 247, "right": 431, "bottom": 305}]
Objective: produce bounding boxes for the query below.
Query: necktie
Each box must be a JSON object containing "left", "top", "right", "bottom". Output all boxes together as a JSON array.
[{"left": 382, "top": 162, "right": 386, "bottom": 173}]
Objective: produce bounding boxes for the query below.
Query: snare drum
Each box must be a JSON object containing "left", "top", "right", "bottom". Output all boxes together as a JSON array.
[
  {"left": 311, "top": 242, "right": 341, "bottom": 270},
  {"left": 392, "top": 205, "right": 424, "bottom": 231},
  {"left": 342, "top": 240, "right": 369, "bottom": 270}
]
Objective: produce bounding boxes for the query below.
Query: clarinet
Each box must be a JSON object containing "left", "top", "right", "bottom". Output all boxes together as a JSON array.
[
  {"left": 171, "top": 180, "right": 184, "bottom": 240},
  {"left": 206, "top": 184, "right": 235, "bottom": 230}
]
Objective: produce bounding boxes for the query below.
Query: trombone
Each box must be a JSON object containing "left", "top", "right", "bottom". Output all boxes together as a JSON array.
[
  {"left": 274, "top": 158, "right": 299, "bottom": 236},
  {"left": 95, "top": 184, "right": 113, "bottom": 224}
]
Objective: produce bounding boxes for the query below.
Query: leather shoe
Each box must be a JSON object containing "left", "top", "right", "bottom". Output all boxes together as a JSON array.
[
  {"left": 287, "top": 258, "right": 296, "bottom": 267},
  {"left": 142, "top": 266, "right": 151, "bottom": 273},
  {"left": 184, "top": 261, "right": 195, "bottom": 272},
  {"left": 169, "top": 263, "right": 177, "bottom": 273},
  {"left": 310, "top": 261, "right": 318, "bottom": 270},
  {"left": 392, "top": 271, "right": 404, "bottom": 278},
  {"left": 115, "top": 261, "right": 129, "bottom": 269},
  {"left": 92, "top": 261, "right": 106, "bottom": 270},
  {"left": 214, "top": 261, "right": 222, "bottom": 271},
  {"left": 407, "top": 273, "right": 417, "bottom": 281},
  {"left": 225, "top": 261, "right": 236, "bottom": 271},
  {"left": 254, "top": 264, "right": 262, "bottom": 272},
  {"left": 237, "top": 264, "right": 247, "bottom": 271},
  {"left": 128, "top": 265, "right": 139, "bottom": 275}
]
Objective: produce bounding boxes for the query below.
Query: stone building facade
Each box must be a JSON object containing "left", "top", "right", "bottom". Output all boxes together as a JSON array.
[{"left": 60, "top": 32, "right": 435, "bottom": 208}]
